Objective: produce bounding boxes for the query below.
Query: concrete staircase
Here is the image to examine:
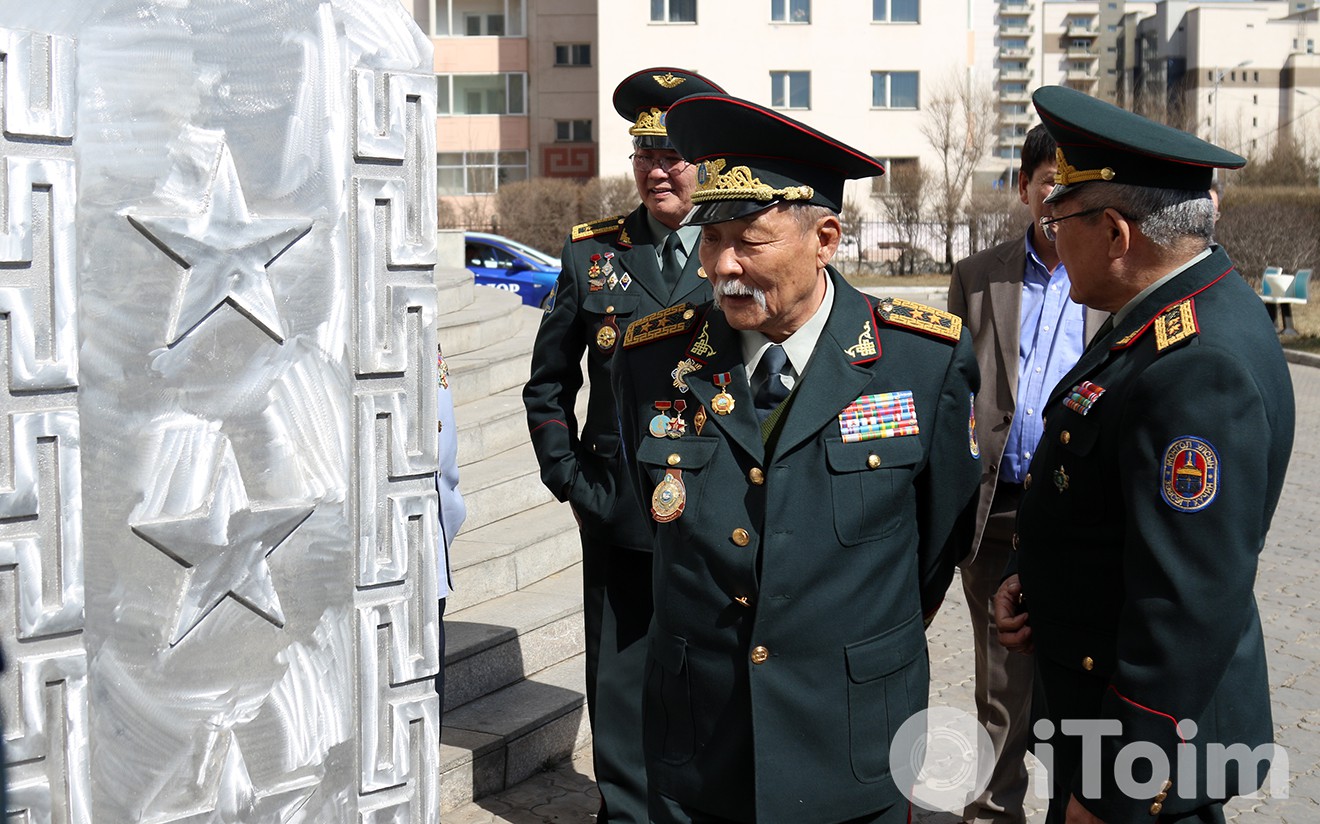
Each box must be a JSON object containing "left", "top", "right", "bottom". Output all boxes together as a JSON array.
[{"left": 435, "top": 262, "right": 591, "bottom": 813}]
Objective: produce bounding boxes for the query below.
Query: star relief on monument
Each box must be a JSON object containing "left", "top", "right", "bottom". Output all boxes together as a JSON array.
[
  {"left": 126, "top": 141, "right": 313, "bottom": 345},
  {"left": 131, "top": 444, "right": 315, "bottom": 646},
  {"left": 146, "top": 733, "right": 318, "bottom": 824}
]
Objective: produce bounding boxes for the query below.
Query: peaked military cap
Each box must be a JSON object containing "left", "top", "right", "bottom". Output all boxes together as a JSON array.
[
  {"left": 1033, "top": 85, "right": 1246, "bottom": 203},
  {"left": 612, "top": 67, "right": 726, "bottom": 150},
  {"left": 665, "top": 95, "right": 886, "bottom": 225}
]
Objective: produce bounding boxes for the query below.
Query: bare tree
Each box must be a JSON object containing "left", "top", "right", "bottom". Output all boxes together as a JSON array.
[
  {"left": 838, "top": 196, "right": 867, "bottom": 274},
  {"left": 920, "top": 72, "right": 996, "bottom": 269},
  {"left": 879, "top": 162, "right": 929, "bottom": 275}
]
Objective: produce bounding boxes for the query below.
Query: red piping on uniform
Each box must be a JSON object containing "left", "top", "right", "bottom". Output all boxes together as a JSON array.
[
  {"left": 1110, "top": 266, "right": 1233, "bottom": 350},
  {"left": 531, "top": 420, "right": 569, "bottom": 433},
  {"left": 1107, "top": 686, "right": 1188, "bottom": 744}
]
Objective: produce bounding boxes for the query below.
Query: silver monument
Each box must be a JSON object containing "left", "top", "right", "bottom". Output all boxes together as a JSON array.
[{"left": 0, "top": 1, "right": 441, "bottom": 821}]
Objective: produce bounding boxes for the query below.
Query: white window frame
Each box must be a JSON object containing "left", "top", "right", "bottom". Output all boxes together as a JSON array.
[
  {"left": 870, "top": 157, "right": 920, "bottom": 195},
  {"left": 437, "top": 150, "right": 529, "bottom": 196},
  {"left": 554, "top": 119, "right": 593, "bottom": 142},
  {"left": 871, "top": 71, "right": 920, "bottom": 110},
  {"left": 771, "top": 0, "right": 811, "bottom": 23},
  {"left": 651, "top": 0, "right": 697, "bottom": 23},
  {"left": 435, "top": 73, "right": 528, "bottom": 116},
  {"left": 417, "top": 0, "right": 525, "bottom": 37},
  {"left": 770, "top": 71, "right": 811, "bottom": 110},
  {"left": 554, "top": 43, "right": 592, "bottom": 67},
  {"left": 873, "top": 0, "right": 920, "bottom": 24}
]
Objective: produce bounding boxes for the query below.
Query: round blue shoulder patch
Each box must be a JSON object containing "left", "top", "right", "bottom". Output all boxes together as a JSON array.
[{"left": 1160, "top": 436, "right": 1219, "bottom": 512}]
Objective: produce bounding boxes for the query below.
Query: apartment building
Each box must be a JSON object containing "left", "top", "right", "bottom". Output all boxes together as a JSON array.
[{"left": 403, "top": 0, "right": 1320, "bottom": 221}]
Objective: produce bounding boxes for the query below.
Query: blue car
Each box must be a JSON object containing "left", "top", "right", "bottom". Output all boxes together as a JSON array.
[{"left": 465, "top": 231, "right": 562, "bottom": 308}]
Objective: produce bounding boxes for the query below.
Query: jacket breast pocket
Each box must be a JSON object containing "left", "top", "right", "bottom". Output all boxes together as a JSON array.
[
  {"left": 636, "top": 436, "right": 719, "bottom": 510},
  {"left": 844, "top": 613, "right": 929, "bottom": 783},
  {"left": 825, "top": 436, "right": 923, "bottom": 546},
  {"left": 644, "top": 632, "right": 695, "bottom": 765}
]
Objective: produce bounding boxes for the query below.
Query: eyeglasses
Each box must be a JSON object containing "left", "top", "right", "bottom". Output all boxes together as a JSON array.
[
  {"left": 1038, "top": 207, "right": 1109, "bottom": 242},
  {"left": 629, "top": 153, "right": 690, "bottom": 174}
]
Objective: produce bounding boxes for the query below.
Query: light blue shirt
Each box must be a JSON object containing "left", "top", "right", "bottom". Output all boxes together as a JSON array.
[{"left": 1000, "top": 228, "right": 1087, "bottom": 484}]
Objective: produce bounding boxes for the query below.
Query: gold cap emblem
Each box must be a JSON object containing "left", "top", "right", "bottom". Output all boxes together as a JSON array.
[
  {"left": 693, "top": 158, "right": 814, "bottom": 205},
  {"left": 653, "top": 72, "right": 686, "bottom": 89}
]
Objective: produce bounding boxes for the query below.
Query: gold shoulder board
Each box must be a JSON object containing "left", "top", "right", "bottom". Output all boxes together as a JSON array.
[
  {"left": 571, "top": 215, "right": 627, "bottom": 242},
  {"left": 623, "top": 303, "right": 698, "bottom": 349},
  {"left": 876, "top": 297, "right": 962, "bottom": 343},
  {"left": 1154, "top": 299, "right": 1198, "bottom": 353}
]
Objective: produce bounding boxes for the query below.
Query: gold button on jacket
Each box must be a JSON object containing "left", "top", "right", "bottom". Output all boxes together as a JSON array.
[
  {"left": 750, "top": 646, "right": 769, "bottom": 664},
  {"left": 731, "top": 528, "right": 750, "bottom": 547},
  {"left": 748, "top": 467, "right": 765, "bottom": 485}
]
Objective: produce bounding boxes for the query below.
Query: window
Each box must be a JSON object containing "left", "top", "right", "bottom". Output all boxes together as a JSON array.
[
  {"left": 416, "top": 0, "right": 525, "bottom": 37},
  {"left": 651, "top": 0, "right": 697, "bottom": 23},
  {"left": 1253, "top": 71, "right": 1260, "bottom": 81},
  {"left": 770, "top": 71, "right": 811, "bottom": 109},
  {"left": 555, "top": 119, "right": 592, "bottom": 142},
  {"left": 870, "top": 157, "right": 920, "bottom": 195},
  {"left": 437, "top": 151, "right": 529, "bottom": 195},
  {"left": 436, "top": 73, "right": 527, "bottom": 115},
  {"left": 873, "top": 0, "right": 919, "bottom": 22},
  {"left": 554, "top": 43, "right": 591, "bottom": 66},
  {"left": 872, "top": 71, "right": 919, "bottom": 109},
  {"left": 772, "top": 0, "right": 810, "bottom": 22}
]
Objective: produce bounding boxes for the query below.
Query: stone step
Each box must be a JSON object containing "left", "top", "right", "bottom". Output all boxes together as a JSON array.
[
  {"left": 443, "top": 564, "right": 583, "bottom": 713},
  {"left": 440, "top": 652, "right": 589, "bottom": 813},
  {"left": 457, "top": 440, "right": 557, "bottom": 534},
  {"left": 447, "top": 499, "right": 579, "bottom": 613},
  {"left": 454, "top": 387, "right": 532, "bottom": 470},
  {"left": 438, "top": 285, "right": 528, "bottom": 357},
  {"left": 444, "top": 308, "right": 542, "bottom": 407},
  {"left": 435, "top": 265, "right": 476, "bottom": 314}
]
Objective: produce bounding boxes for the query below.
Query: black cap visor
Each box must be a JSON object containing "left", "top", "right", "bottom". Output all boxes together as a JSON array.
[{"left": 683, "top": 199, "right": 778, "bottom": 226}]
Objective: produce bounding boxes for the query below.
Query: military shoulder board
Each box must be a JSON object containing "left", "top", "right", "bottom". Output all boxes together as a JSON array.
[
  {"left": 623, "top": 303, "right": 698, "bottom": 349},
  {"left": 876, "top": 297, "right": 962, "bottom": 343},
  {"left": 1154, "top": 298, "right": 1198, "bottom": 354},
  {"left": 571, "top": 215, "right": 627, "bottom": 242}
]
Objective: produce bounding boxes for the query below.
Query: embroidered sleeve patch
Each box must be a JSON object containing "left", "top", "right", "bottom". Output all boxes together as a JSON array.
[
  {"left": 876, "top": 297, "right": 962, "bottom": 343},
  {"left": 623, "top": 303, "right": 697, "bottom": 348},
  {"left": 1161, "top": 436, "right": 1219, "bottom": 512},
  {"left": 838, "top": 390, "right": 919, "bottom": 442},
  {"left": 571, "top": 215, "right": 626, "bottom": 242}
]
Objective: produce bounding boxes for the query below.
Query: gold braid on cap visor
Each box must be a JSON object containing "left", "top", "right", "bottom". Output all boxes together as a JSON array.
[
  {"left": 692, "top": 158, "right": 815, "bottom": 203},
  {"left": 1055, "top": 147, "right": 1115, "bottom": 186},
  {"left": 630, "top": 107, "right": 666, "bottom": 136}
]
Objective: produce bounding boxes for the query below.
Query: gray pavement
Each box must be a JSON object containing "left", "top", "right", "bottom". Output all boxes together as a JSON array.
[{"left": 449, "top": 361, "right": 1320, "bottom": 823}]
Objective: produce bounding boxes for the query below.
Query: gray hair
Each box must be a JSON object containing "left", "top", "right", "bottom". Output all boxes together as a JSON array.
[
  {"left": 1069, "top": 183, "right": 1215, "bottom": 251},
  {"left": 786, "top": 203, "right": 838, "bottom": 234}
]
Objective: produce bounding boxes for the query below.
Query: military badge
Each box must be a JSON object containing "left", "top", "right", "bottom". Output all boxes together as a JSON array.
[
  {"left": 589, "top": 278, "right": 604, "bottom": 292},
  {"left": 588, "top": 254, "right": 602, "bottom": 280},
  {"left": 694, "top": 404, "right": 708, "bottom": 435},
  {"left": 1063, "top": 381, "right": 1105, "bottom": 416},
  {"left": 620, "top": 271, "right": 632, "bottom": 290},
  {"left": 1053, "top": 466, "right": 1070, "bottom": 493},
  {"left": 968, "top": 394, "right": 979, "bottom": 458},
  {"left": 838, "top": 391, "right": 919, "bottom": 443},
  {"left": 1155, "top": 299, "right": 1198, "bottom": 353},
  {"left": 544, "top": 281, "right": 557, "bottom": 313},
  {"left": 596, "top": 324, "right": 617, "bottom": 351},
  {"left": 649, "top": 401, "right": 673, "bottom": 438},
  {"left": 623, "top": 303, "right": 698, "bottom": 348},
  {"left": 601, "top": 252, "right": 615, "bottom": 278},
  {"left": 876, "top": 297, "right": 962, "bottom": 343},
  {"left": 690, "top": 322, "right": 717, "bottom": 358},
  {"left": 672, "top": 358, "right": 700, "bottom": 392},
  {"left": 651, "top": 469, "right": 686, "bottom": 522},
  {"left": 844, "top": 321, "right": 878, "bottom": 360},
  {"left": 1161, "top": 436, "right": 1219, "bottom": 512},
  {"left": 711, "top": 373, "right": 736, "bottom": 415}
]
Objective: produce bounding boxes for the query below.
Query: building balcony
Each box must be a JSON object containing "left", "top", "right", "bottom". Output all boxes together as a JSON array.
[
  {"left": 999, "top": 88, "right": 1031, "bottom": 103},
  {"left": 998, "top": 2, "right": 1033, "bottom": 17},
  {"left": 1000, "top": 46, "right": 1034, "bottom": 59},
  {"left": 1065, "top": 69, "right": 1099, "bottom": 83},
  {"left": 1066, "top": 23, "right": 1099, "bottom": 38},
  {"left": 1067, "top": 47, "right": 1099, "bottom": 59},
  {"left": 1001, "top": 111, "right": 1033, "bottom": 125},
  {"left": 998, "top": 133, "right": 1027, "bottom": 148},
  {"left": 999, "top": 68, "right": 1032, "bottom": 82},
  {"left": 999, "top": 22, "right": 1035, "bottom": 35}
]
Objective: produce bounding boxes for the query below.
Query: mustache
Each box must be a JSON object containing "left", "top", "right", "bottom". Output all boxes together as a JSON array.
[{"left": 712, "top": 279, "right": 767, "bottom": 312}]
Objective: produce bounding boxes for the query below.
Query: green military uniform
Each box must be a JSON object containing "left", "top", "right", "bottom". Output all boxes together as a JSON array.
[
  {"left": 613, "top": 94, "right": 982, "bottom": 823},
  {"left": 521, "top": 67, "right": 724, "bottom": 824},
  {"left": 1014, "top": 86, "right": 1296, "bottom": 823}
]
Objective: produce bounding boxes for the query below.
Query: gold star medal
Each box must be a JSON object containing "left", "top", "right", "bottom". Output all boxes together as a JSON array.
[
  {"left": 596, "top": 315, "right": 619, "bottom": 351},
  {"left": 711, "top": 372, "right": 736, "bottom": 415}
]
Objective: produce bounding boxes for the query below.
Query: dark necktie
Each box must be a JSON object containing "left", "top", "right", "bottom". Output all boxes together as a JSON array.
[
  {"left": 661, "top": 232, "right": 683, "bottom": 291},
  {"left": 753, "top": 344, "right": 792, "bottom": 425}
]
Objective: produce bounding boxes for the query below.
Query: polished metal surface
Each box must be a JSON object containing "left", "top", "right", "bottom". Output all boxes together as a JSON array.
[{"left": 0, "top": 2, "right": 440, "bottom": 821}]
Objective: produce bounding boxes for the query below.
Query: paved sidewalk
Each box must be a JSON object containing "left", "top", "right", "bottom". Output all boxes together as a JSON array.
[{"left": 449, "top": 361, "right": 1320, "bottom": 823}]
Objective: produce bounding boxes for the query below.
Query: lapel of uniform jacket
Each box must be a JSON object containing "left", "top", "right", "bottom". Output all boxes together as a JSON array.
[
  {"left": 771, "top": 271, "right": 881, "bottom": 459},
  {"left": 670, "top": 239, "right": 709, "bottom": 305},
  {"left": 677, "top": 306, "right": 765, "bottom": 463},
  {"left": 614, "top": 210, "right": 669, "bottom": 306},
  {"left": 1046, "top": 247, "right": 1234, "bottom": 409},
  {"left": 989, "top": 239, "right": 1026, "bottom": 408}
]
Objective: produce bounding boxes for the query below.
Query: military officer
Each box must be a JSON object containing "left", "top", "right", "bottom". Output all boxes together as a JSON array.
[
  {"left": 522, "top": 67, "right": 725, "bottom": 824},
  {"left": 613, "top": 95, "right": 981, "bottom": 824},
  {"left": 994, "top": 86, "right": 1295, "bottom": 824}
]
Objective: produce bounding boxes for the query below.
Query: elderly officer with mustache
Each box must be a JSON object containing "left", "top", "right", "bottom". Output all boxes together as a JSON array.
[{"left": 613, "top": 95, "right": 982, "bottom": 824}]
